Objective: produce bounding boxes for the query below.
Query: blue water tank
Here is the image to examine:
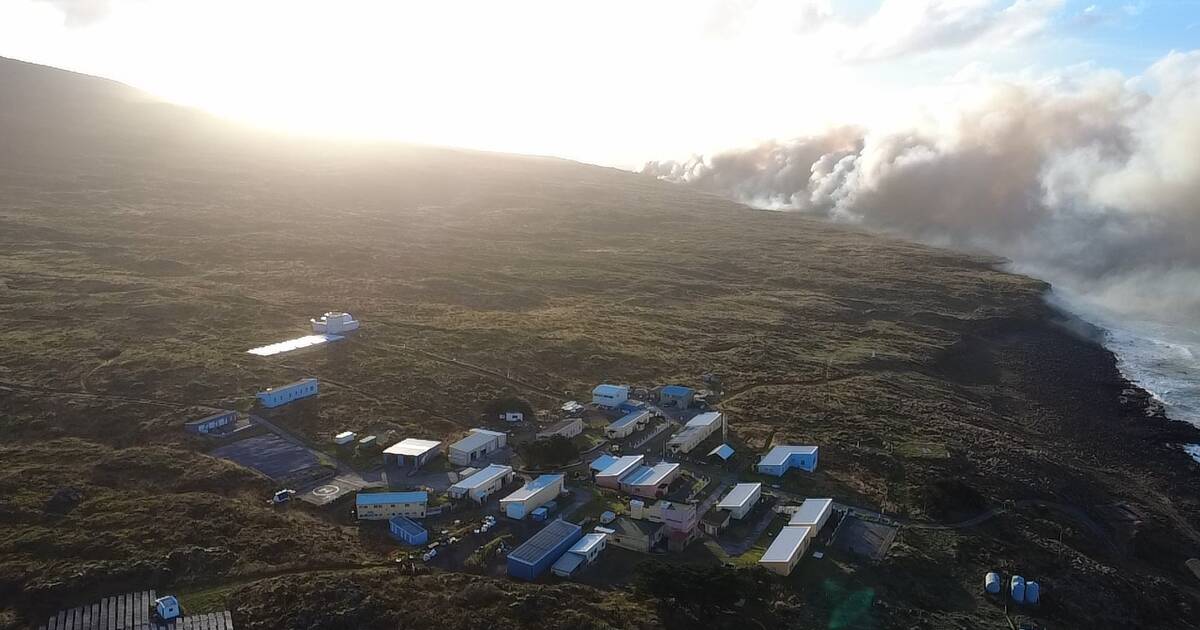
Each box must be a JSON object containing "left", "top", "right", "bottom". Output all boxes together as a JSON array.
[
  {"left": 1025, "top": 581, "right": 1040, "bottom": 605},
  {"left": 1010, "top": 576, "right": 1026, "bottom": 603}
]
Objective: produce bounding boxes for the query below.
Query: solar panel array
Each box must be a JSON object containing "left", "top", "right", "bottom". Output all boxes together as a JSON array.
[{"left": 508, "top": 520, "right": 582, "bottom": 565}]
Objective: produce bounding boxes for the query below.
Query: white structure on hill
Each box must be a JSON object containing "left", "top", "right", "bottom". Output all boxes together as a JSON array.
[
  {"left": 716, "top": 483, "right": 762, "bottom": 520},
  {"left": 666, "top": 411, "right": 724, "bottom": 454},
  {"left": 311, "top": 312, "right": 360, "bottom": 334},
  {"left": 592, "top": 384, "right": 629, "bottom": 407},
  {"left": 788, "top": 498, "right": 834, "bottom": 531},
  {"left": 759, "top": 525, "right": 813, "bottom": 576},
  {"left": 256, "top": 378, "right": 319, "bottom": 408},
  {"left": 448, "top": 428, "right": 508, "bottom": 465}
]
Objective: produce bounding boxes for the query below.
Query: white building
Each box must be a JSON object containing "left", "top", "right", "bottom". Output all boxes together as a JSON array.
[
  {"left": 619, "top": 462, "right": 681, "bottom": 499},
  {"left": 501, "top": 411, "right": 524, "bottom": 423},
  {"left": 355, "top": 491, "right": 428, "bottom": 520},
  {"left": 256, "top": 378, "right": 319, "bottom": 408},
  {"left": 383, "top": 438, "right": 442, "bottom": 469},
  {"left": 551, "top": 532, "right": 608, "bottom": 577},
  {"left": 537, "top": 417, "right": 584, "bottom": 440},
  {"left": 448, "top": 428, "right": 508, "bottom": 466},
  {"left": 757, "top": 445, "right": 819, "bottom": 476},
  {"left": 500, "top": 474, "right": 565, "bottom": 519},
  {"left": 759, "top": 526, "right": 813, "bottom": 576},
  {"left": 716, "top": 483, "right": 762, "bottom": 520},
  {"left": 448, "top": 464, "right": 514, "bottom": 503},
  {"left": 595, "top": 455, "right": 644, "bottom": 489},
  {"left": 666, "top": 411, "right": 724, "bottom": 454},
  {"left": 592, "top": 384, "right": 630, "bottom": 408},
  {"left": 334, "top": 431, "right": 357, "bottom": 445},
  {"left": 605, "top": 409, "right": 650, "bottom": 439},
  {"left": 788, "top": 498, "right": 834, "bottom": 532},
  {"left": 311, "top": 312, "right": 360, "bottom": 334}
]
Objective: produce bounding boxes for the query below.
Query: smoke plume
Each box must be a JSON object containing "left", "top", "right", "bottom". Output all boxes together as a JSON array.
[{"left": 644, "top": 50, "right": 1200, "bottom": 325}]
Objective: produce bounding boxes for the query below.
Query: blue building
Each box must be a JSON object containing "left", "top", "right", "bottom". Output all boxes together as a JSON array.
[
  {"left": 659, "top": 385, "right": 695, "bottom": 408},
  {"left": 757, "top": 445, "right": 819, "bottom": 476},
  {"left": 507, "top": 519, "right": 583, "bottom": 581},
  {"left": 184, "top": 410, "right": 237, "bottom": 435},
  {"left": 389, "top": 515, "right": 428, "bottom": 546},
  {"left": 256, "top": 378, "right": 319, "bottom": 408}
]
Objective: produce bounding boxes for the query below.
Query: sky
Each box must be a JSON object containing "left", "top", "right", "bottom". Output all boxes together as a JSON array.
[{"left": 2, "top": 0, "right": 1198, "bottom": 168}]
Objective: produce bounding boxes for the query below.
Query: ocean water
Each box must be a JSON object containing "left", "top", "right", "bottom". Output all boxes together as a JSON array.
[{"left": 1047, "top": 291, "right": 1200, "bottom": 464}]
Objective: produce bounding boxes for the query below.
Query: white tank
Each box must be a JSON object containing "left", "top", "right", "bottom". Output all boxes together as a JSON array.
[
  {"left": 1025, "top": 581, "right": 1040, "bottom": 605},
  {"left": 630, "top": 499, "right": 645, "bottom": 519},
  {"left": 984, "top": 572, "right": 1001, "bottom": 594},
  {"left": 1010, "top": 576, "right": 1026, "bottom": 603}
]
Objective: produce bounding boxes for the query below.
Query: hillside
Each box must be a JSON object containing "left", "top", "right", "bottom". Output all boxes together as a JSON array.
[{"left": 1, "top": 56, "right": 1199, "bottom": 629}]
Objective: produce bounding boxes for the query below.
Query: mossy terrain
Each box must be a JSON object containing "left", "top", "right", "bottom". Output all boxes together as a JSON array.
[{"left": 2, "top": 57, "right": 1200, "bottom": 629}]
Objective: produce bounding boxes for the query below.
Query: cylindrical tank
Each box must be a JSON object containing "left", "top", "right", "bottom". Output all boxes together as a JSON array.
[
  {"left": 1025, "top": 581, "right": 1040, "bottom": 605},
  {"left": 984, "top": 572, "right": 1001, "bottom": 594},
  {"left": 1010, "top": 576, "right": 1026, "bottom": 603}
]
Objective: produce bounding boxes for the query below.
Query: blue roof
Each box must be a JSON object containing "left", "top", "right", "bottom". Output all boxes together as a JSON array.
[
  {"left": 661, "top": 385, "right": 693, "bottom": 396},
  {"left": 389, "top": 515, "right": 426, "bottom": 536},
  {"left": 590, "top": 454, "right": 618, "bottom": 471},
  {"left": 708, "top": 443, "right": 735, "bottom": 460},
  {"left": 356, "top": 491, "right": 428, "bottom": 506}
]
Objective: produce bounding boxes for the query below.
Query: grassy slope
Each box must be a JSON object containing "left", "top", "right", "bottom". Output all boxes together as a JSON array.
[{"left": 1, "top": 57, "right": 1199, "bottom": 628}]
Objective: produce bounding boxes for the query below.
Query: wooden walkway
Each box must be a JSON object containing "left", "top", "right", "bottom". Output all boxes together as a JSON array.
[{"left": 35, "top": 590, "right": 234, "bottom": 630}]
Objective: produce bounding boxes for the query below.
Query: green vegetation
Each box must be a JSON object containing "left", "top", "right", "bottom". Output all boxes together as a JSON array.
[
  {"left": 519, "top": 435, "right": 580, "bottom": 469},
  {"left": 464, "top": 535, "right": 512, "bottom": 569}
]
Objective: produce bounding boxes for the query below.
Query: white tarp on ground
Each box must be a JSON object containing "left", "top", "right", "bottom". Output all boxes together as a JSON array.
[{"left": 247, "top": 334, "right": 344, "bottom": 356}]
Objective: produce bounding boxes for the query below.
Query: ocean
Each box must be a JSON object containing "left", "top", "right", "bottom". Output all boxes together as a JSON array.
[{"left": 1048, "top": 291, "right": 1200, "bottom": 464}]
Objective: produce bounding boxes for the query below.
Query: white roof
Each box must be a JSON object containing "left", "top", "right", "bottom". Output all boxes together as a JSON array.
[
  {"left": 247, "top": 334, "right": 343, "bottom": 356},
  {"left": 384, "top": 438, "right": 441, "bottom": 457},
  {"left": 789, "top": 498, "right": 834, "bottom": 526},
  {"left": 569, "top": 532, "right": 607, "bottom": 555},
  {"left": 593, "top": 384, "right": 629, "bottom": 394},
  {"left": 500, "top": 475, "right": 563, "bottom": 503},
  {"left": 450, "top": 464, "right": 512, "bottom": 491},
  {"left": 335, "top": 431, "right": 355, "bottom": 440},
  {"left": 608, "top": 410, "right": 650, "bottom": 431},
  {"left": 760, "top": 526, "right": 813, "bottom": 564},
  {"left": 450, "top": 429, "right": 504, "bottom": 453},
  {"left": 717, "top": 483, "right": 762, "bottom": 510},
  {"left": 759, "top": 445, "right": 819, "bottom": 467},
  {"left": 596, "top": 455, "right": 644, "bottom": 479},
  {"left": 685, "top": 411, "right": 723, "bottom": 428},
  {"left": 621, "top": 462, "right": 679, "bottom": 488}
]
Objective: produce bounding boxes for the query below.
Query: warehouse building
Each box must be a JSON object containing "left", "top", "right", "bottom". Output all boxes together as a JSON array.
[
  {"left": 605, "top": 409, "right": 650, "bottom": 439},
  {"left": 383, "top": 438, "right": 442, "bottom": 469},
  {"left": 757, "top": 445, "right": 819, "bottom": 476},
  {"left": 507, "top": 519, "right": 584, "bottom": 581},
  {"left": 311, "top": 311, "right": 359, "bottom": 334},
  {"left": 595, "top": 455, "right": 644, "bottom": 489},
  {"left": 606, "top": 517, "right": 665, "bottom": 553},
  {"left": 448, "top": 464, "right": 514, "bottom": 503},
  {"left": 355, "top": 491, "right": 428, "bottom": 520},
  {"left": 551, "top": 532, "right": 607, "bottom": 578},
  {"left": 589, "top": 454, "right": 618, "bottom": 474},
  {"left": 659, "top": 385, "right": 695, "bottom": 408},
  {"left": 759, "top": 526, "right": 813, "bottom": 576},
  {"left": 666, "top": 412, "right": 724, "bottom": 454},
  {"left": 448, "top": 428, "right": 508, "bottom": 466},
  {"left": 388, "top": 515, "right": 428, "bottom": 546},
  {"left": 184, "top": 410, "right": 237, "bottom": 435},
  {"left": 256, "top": 378, "right": 319, "bottom": 408},
  {"left": 717, "top": 483, "right": 762, "bottom": 520},
  {"left": 500, "top": 474, "right": 565, "bottom": 519},
  {"left": 788, "top": 498, "right": 834, "bottom": 532},
  {"left": 537, "top": 417, "right": 583, "bottom": 440},
  {"left": 619, "top": 462, "right": 680, "bottom": 499},
  {"left": 592, "top": 384, "right": 629, "bottom": 408}
]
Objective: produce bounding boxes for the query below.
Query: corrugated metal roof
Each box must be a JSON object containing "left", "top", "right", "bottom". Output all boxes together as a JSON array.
[
  {"left": 789, "top": 498, "right": 834, "bottom": 526},
  {"left": 621, "top": 462, "right": 678, "bottom": 488},
  {"left": 590, "top": 454, "right": 618, "bottom": 471},
  {"left": 356, "top": 491, "right": 427, "bottom": 506},
  {"left": 451, "top": 464, "right": 513, "bottom": 491},
  {"left": 389, "top": 515, "right": 426, "bottom": 536},
  {"left": 501, "top": 475, "right": 563, "bottom": 503},
  {"left": 597, "top": 455, "right": 644, "bottom": 479},
  {"left": 508, "top": 520, "right": 582, "bottom": 565},
  {"left": 759, "top": 445, "right": 818, "bottom": 467},
  {"left": 608, "top": 409, "right": 650, "bottom": 430},
  {"left": 685, "top": 411, "right": 723, "bottom": 428},
  {"left": 450, "top": 429, "right": 503, "bottom": 454},
  {"left": 569, "top": 532, "right": 607, "bottom": 555},
  {"left": 708, "top": 443, "right": 735, "bottom": 460},
  {"left": 384, "top": 438, "right": 441, "bottom": 456},
  {"left": 717, "top": 483, "right": 761, "bottom": 509},
  {"left": 760, "top": 526, "right": 812, "bottom": 563},
  {"left": 593, "top": 384, "right": 629, "bottom": 395}
]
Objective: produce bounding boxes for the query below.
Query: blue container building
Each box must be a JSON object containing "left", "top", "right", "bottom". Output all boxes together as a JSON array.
[
  {"left": 389, "top": 515, "right": 429, "bottom": 546},
  {"left": 506, "top": 519, "right": 583, "bottom": 581}
]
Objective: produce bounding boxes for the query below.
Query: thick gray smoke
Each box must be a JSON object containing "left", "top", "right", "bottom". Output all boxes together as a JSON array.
[{"left": 644, "top": 51, "right": 1200, "bottom": 325}]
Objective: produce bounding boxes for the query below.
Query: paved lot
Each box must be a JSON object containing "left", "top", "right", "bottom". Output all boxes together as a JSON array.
[
  {"left": 211, "top": 434, "right": 320, "bottom": 480},
  {"left": 300, "top": 472, "right": 383, "bottom": 507}
]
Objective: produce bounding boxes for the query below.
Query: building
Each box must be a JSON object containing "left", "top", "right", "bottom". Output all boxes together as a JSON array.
[
  {"left": 788, "top": 498, "right": 834, "bottom": 532},
  {"left": 708, "top": 443, "right": 735, "bottom": 461},
  {"left": 589, "top": 454, "right": 618, "bottom": 474},
  {"left": 717, "top": 483, "right": 762, "bottom": 520},
  {"left": 659, "top": 385, "right": 695, "bottom": 408},
  {"left": 605, "top": 409, "right": 650, "bottom": 439},
  {"left": 595, "top": 455, "right": 644, "bottom": 489},
  {"left": 389, "top": 515, "right": 428, "bottom": 546},
  {"left": 666, "top": 412, "right": 724, "bottom": 454},
  {"left": 701, "top": 508, "right": 731, "bottom": 535},
  {"left": 501, "top": 411, "right": 524, "bottom": 423},
  {"left": 184, "top": 410, "right": 236, "bottom": 435},
  {"left": 448, "top": 428, "right": 508, "bottom": 466},
  {"left": 358, "top": 435, "right": 378, "bottom": 451},
  {"left": 561, "top": 400, "right": 585, "bottom": 416},
  {"left": 311, "top": 312, "right": 359, "bottom": 334},
  {"left": 507, "top": 519, "right": 584, "bottom": 581},
  {"left": 335, "top": 431, "right": 357, "bottom": 445},
  {"left": 383, "top": 438, "right": 442, "bottom": 469},
  {"left": 448, "top": 464, "right": 514, "bottom": 503},
  {"left": 757, "top": 445, "right": 819, "bottom": 476},
  {"left": 592, "top": 384, "right": 630, "bottom": 408},
  {"left": 551, "top": 532, "right": 607, "bottom": 577},
  {"left": 500, "top": 474, "right": 565, "bottom": 519},
  {"left": 633, "top": 499, "right": 698, "bottom": 551},
  {"left": 619, "top": 462, "right": 681, "bottom": 499},
  {"left": 759, "top": 526, "right": 813, "bottom": 576},
  {"left": 606, "top": 516, "right": 665, "bottom": 553},
  {"left": 154, "top": 596, "right": 180, "bottom": 622},
  {"left": 256, "top": 378, "right": 319, "bottom": 408},
  {"left": 537, "top": 417, "right": 583, "bottom": 440},
  {"left": 355, "top": 491, "right": 428, "bottom": 520}
]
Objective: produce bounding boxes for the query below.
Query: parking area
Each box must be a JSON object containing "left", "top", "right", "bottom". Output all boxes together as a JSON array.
[
  {"left": 211, "top": 434, "right": 321, "bottom": 480},
  {"left": 299, "top": 472, "right": 382, "bottom": 506}
]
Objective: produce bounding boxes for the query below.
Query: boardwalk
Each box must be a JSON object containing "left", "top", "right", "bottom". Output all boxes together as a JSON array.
[{"left": 35, "top": 590, "right": 234, "bottom": 630}]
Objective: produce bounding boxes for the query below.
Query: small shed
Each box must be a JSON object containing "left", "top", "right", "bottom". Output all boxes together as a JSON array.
[
  {"left": 707, "top": 443, "right": 735, "bottom": 461},
  {"left": 184, "top": 410, "right": 237, "bottom": 435},
  {"left": 389, "top": 515, "right": 429, "bottom": 546},
  {"left": 155, "top": 596, "right": 180, "bottom": 621}
]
